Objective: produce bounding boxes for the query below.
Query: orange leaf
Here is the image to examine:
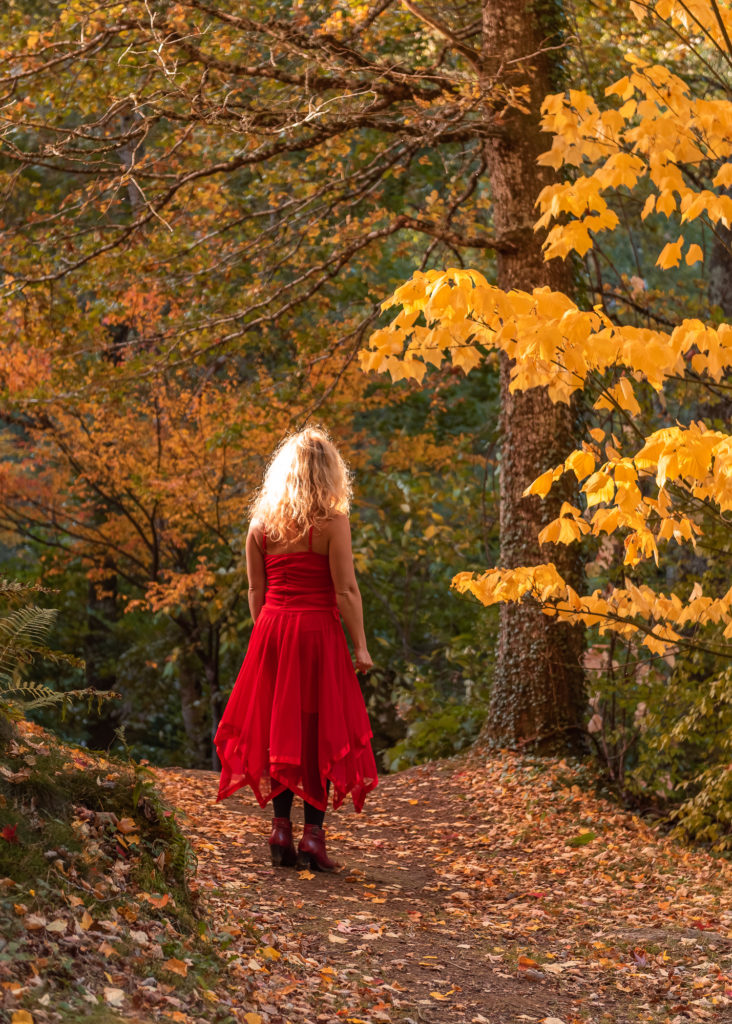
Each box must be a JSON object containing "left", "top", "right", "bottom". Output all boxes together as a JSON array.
[
  {"left": 162, "top": 957, "right": 188, "bottom": 977},
  {"left": 140, "top": 892, "right": 170, "bottom": 908}
]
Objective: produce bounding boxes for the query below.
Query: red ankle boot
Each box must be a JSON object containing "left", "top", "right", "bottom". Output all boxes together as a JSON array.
[
  {"left": 269, "top": 817, "right": 297, "bottom": 867},
  {"left": 296, "top": 823, "right": 340, "bottom": 872}
]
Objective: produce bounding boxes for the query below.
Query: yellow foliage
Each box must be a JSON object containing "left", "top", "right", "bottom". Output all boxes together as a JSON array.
[
  {"left": 453, "top": 564, "right": 731, "bottom": 655},
  {"left": 363, "top": 0, "right": 732, "bottom": 654}
]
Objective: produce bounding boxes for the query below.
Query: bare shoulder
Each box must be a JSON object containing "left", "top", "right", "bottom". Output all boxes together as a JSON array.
[
  {"left": 324, "top": 512, "right": 350, "bottom": 537},
  {"left": 247, "top": 519, "right": 264, "bottom": 546}
]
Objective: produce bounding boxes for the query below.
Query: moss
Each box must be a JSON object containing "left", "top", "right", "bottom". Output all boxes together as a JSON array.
[{"left": 0, "top": 724, "right": 198, "bottom": 920}]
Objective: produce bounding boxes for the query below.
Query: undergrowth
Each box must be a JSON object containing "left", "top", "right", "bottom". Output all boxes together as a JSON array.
[{"left": 0, "top": 718, "right": 234, "bottom": 1023}]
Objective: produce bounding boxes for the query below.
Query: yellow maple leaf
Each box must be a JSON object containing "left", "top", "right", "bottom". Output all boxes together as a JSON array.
[
  {"left": 451, "top": 345, "right": 483, "bottom": 374},
  {"left": 685, "top": 243, "right": 703, "bottom": 265},
  {"left": 524, "top": 467, "right": 562, "bottom": 499},
  {"left": 656, "top": 235, "right": 684, "bottom": 269}
]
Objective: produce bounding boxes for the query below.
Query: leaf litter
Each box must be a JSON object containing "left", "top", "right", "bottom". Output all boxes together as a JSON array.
[
  {"left": 151, "top": 746, "right": 732, "bottom": 1024},
  {"left": 2, "top": 719, "right": 730, "bottom": 1023}
]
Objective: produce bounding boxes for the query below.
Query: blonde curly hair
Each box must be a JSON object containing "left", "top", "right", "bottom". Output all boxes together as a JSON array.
[{"left": 250, "top": 426, "right": 352, "bottom": 542}]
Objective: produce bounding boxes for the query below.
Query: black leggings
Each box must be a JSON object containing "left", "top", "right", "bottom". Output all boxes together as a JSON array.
[{"left": 272, "top": 780, "right": 331, "bottom": 828}]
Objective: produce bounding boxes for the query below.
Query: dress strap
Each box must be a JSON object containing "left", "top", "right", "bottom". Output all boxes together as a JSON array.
[
  {"left": 308, "top": 525, "right": 313, "bottom": 551},
  {"left": 262, "top": 526, "right": 267, "bottom": 554}
]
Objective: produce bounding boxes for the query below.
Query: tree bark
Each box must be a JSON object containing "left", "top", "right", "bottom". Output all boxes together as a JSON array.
[
  {"left": 480, "top": 0, "right": 586, "bottom": 754},
  {"left": 204, "top": 624, "right": 223, "bottom": 771},
  {"left": 178, "top": 648, "right": 211, "bottom": 767},
  {"left": 709, "top": 215, "right": 732, "bottom": 318},
  {"left": 84, "top": 561, "right": 122, "bottom": 751}
]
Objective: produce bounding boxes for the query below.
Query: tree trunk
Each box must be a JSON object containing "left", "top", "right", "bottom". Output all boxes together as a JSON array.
[
  {"left": 204, "top": 624, "right": 223, "bottom": 771},
  {"left": 709, "top": 214, "right": 732, "bottom": 318},
  {"left": 178, "top": 648, "right": 211, "bottom": 767},
  {"left": 480, "top": 0, "right": 586, "bottom": 754},
  {"left": 84, "top": 561, "right": 122, "bottom": 751}
]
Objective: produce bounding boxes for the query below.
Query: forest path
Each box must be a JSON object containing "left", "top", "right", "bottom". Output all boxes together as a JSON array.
[{"left": 155, "top": 749, "right": 732, "bottom": 1024}]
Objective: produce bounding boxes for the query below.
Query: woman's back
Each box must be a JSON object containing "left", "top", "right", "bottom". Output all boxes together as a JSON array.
[{"left": 262, "top": 525, "right": 336, "bottom": 611}]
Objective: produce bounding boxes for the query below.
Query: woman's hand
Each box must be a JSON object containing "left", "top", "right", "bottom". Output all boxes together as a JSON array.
[{"left": 354, "top": 646, "right": 373, "bottom": 673}]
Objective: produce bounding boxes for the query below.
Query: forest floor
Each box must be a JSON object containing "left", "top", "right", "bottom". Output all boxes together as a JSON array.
[{"left": 154, "top": 747, "right": 732, "bottom": 1024}]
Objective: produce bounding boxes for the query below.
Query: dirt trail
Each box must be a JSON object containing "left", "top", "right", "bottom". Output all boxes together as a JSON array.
[{"left": 155, "top": 749, "right": 732, "bottom": 1024}]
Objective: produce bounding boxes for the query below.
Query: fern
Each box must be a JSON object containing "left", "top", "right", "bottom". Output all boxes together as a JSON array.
[
  {"left": 0, "top": 606, "right": 59, "bottom": 676},
  {"left": 0, "top": 577, "right": 119, "bottom": 721}
]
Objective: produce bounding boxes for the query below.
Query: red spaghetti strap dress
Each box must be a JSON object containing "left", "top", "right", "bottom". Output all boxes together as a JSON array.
[{"left": 214, "top": 526, "right": 378, "bottom": 813}]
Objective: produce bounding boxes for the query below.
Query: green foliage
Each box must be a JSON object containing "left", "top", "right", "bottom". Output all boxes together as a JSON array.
[
  {"left": 385, "top": 681, "right": 489, "bottom": 772},
  {"left": 351, "top": 368, "right": 499, "bottom": 768},
  {"left": 583, "top": 634, "right": 732, "bottom": 851},
  {"left": 0, "top": 578, "right": 119, "bottom": 731}
]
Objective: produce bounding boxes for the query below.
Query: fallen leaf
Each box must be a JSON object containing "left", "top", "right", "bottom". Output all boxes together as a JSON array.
[
  {"left": 1, "top": 825, "right": 19, "bottom": 844},
  {"left": 116, "top": 817, "right": 137, "bottom": 834},
  {"left": 566, "top": 831, "right": 596, "bottom": 847},
  {"left": 103, "top": 988, "right": 125, "bottom": 1007},
  {"left": 261, "top": 945, "right": 280, "bottom": 960},
  {"left": 79, "top": 911, "right": 93, "bottom": 930},
  {"left": 11, "top": 1012, "right": 34, "bottom": 1024},
  {"left": 518, "top": 955, "right": 539, "bottom": 969},
  {"left": 46, "top": 919, "right": 67, "bottom": 934},
  {"left": 162, "top": 957, "right": 188, "bottom": 977},
  {"left": 140, "top": 892, "right": 170, "bottom": 908}
]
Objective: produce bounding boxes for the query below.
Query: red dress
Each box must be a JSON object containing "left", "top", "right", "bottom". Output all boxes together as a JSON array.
[{"left": 214, "top": 526, "right": 378, "bottom": 812}]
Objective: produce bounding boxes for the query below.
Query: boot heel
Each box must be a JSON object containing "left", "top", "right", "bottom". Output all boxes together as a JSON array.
[
  {"left": 270, "top": 843, "right": 296, "bottom": 868},
  {"left": 295, "top": 850, "right": 313, "bottom": 871},
  {"left": 297, "top": 822, "right": 340, "bottom": 872},
  {"left": 269, "top": 816, "right": 297, "bottom": 867}
]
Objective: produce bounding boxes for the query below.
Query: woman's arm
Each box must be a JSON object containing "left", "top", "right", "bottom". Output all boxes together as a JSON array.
[
  {"left": 245, "top": 523, "right": 266, "bottom": 623},
  {"left": 328, "top": 514, "right": 373, "bottom": 672}
]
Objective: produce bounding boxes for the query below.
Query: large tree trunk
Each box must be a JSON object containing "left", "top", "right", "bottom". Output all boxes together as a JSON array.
[{"left": 481, "top": 0, "right": 586, "bottom": 754}]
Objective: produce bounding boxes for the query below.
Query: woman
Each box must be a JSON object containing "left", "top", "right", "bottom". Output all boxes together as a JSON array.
[{"left": 214, "top": 426, "right": 378, "bottom": 871}]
